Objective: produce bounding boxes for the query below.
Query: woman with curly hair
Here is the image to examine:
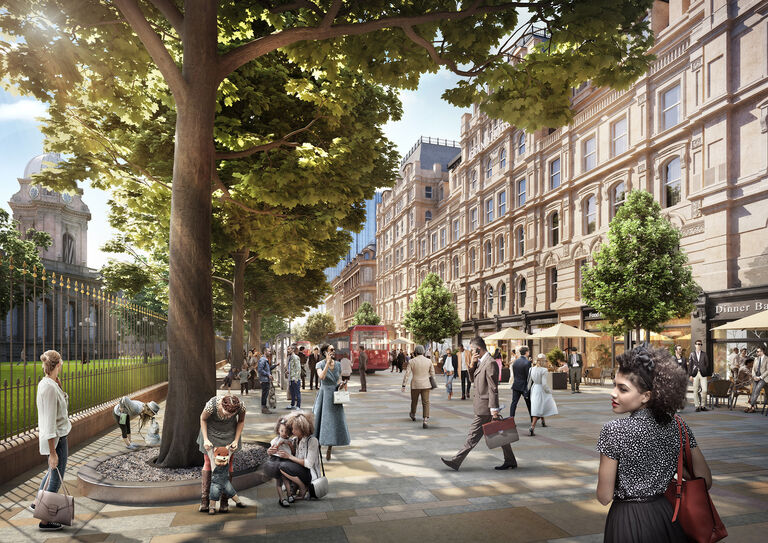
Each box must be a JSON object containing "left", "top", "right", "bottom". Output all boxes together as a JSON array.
[{"left": 596, "top": 346, "right": 712, "bottom": 542}]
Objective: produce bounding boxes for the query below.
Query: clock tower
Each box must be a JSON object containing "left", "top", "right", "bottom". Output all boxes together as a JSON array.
[{"left": 8, "top": 152, "right": 92, "bottom": 272}]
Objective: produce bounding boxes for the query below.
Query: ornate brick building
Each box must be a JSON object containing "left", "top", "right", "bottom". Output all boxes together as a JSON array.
[{"left": 325, "top": 244, "right": 377, "bottom": 332}]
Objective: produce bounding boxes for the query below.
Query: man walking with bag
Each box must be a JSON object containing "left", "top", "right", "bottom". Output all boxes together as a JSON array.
[{"left": 441, "top": 337, "right": 517, "bottom": 471}]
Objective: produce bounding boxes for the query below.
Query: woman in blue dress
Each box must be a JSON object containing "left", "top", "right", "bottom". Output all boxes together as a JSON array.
[{"left": 313, "top": 344, "right": 350, "bottom": 460}]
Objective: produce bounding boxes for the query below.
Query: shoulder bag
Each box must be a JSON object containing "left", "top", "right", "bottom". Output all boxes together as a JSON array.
[
  {"left": 482, "top": 417, "right": 520, "bottom": 449},
  {"left": 429, "top": 375, "right": 438, "bottom": 389},
  {"left": 33, "top": 468, "right": 75, "bottom": 526},
  {"left": 310, "top": 440, "right": 329, "bottom": 498},
  {"left": 664, "top": 416, "right": 727, "bottom": 543}
]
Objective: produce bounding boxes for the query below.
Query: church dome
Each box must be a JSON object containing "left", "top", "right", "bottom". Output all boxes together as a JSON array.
[{"left": 23, "top": 152, "right": 62, "bottom": 179}]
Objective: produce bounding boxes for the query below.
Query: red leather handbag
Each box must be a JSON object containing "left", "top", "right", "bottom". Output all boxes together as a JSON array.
[{"left": 664, "top": 416, "right": 727, "bottom": 543}]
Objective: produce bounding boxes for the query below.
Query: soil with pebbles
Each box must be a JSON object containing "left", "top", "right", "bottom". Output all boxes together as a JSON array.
[{"left": 94, "top": 443, "right": 268, "bottom": 482}]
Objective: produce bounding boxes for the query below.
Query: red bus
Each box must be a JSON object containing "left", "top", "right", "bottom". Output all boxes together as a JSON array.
[{"left": 325, "top": 325, "right": 389, "bottom": 372}]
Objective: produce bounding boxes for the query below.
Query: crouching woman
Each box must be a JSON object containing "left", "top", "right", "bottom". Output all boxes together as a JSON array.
[{"left": 268, "top": 411, "right": 322, "bottom": 505}]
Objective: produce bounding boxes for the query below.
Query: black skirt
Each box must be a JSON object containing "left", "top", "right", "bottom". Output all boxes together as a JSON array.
[
  {"left": 605, "top": 495, "right": 687, "bottom": 543},
  {"left": 278, "top": 459, "right": 312, "bottom": 486}
]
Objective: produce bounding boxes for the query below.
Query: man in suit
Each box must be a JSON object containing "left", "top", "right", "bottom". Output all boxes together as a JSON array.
[
  {"left": 673, "top": 345, "right": 687, "bottom": 373},
  {"left": 746, "top": 346, "right": 767, "bottom": 413},
  {"left": 441, "top": 337, "right": 518, "bottom": 471},
  {"left": 308, "top": 346, "right": 321, "bottom": 390},
  {"left": 402, "top": 345, "right": 436, "bottom": 428},
  {"left": 688, "top": 339, "right": 712, "bottom": 412},
  {"left": 357, "top": 345, "right": 368, "bottom": 392},
  {"left": 567, "top": 346, "right": 583, "bottom": 393},
  {"left": 509, "top": 347, "right": 532, "bottom": 421}
]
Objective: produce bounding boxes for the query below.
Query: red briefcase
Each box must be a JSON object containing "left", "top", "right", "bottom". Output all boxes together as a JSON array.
[{"left": 482, "top": 417, "right": 519, "bottom": 449}]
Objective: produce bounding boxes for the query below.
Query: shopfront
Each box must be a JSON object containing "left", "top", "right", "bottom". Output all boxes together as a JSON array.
[{"left": 582, "top": 309, "right": 624, "bottom": 371}]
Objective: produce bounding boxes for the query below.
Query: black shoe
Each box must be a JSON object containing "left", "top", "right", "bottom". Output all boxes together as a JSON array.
[
  {"left": 409, "top": 414, "right": 415, "bottom": 421},
  {"left": 28, "top": 503, "right": 35, "bottom": 512},
  {"left": 423, "top": 420, "right": 429, "bottom": 429},
  {"left": 541, "top": 420, "right": 547, "bottom": 428},
  {"left": 441, "top": 457, "right": 460, "bottom": 471},
  {"left": 278, "top": 498, "right": 290, "bottom": 508},
  {"left": 700, "top": 406, "right": 709, "bottom": 411},
  {"left": 529, "top": 427, "right": 535, "bottom": 436},
  {"left": 695, "top": 407, "right": 701, "bottom": 412},
  {"left": 39, "top": 522, "right": 63, "bottom": 531},
  {"left": 235, "top": 502, "right": 246, "bottom": 508},
  {"left": 494, "top": 462, "right": 518, "bottom": 470}
]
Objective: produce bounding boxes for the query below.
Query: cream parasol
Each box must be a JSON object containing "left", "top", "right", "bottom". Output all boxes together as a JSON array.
[{"left": 529, "top": 323, "right": 600, "bottom": 339}]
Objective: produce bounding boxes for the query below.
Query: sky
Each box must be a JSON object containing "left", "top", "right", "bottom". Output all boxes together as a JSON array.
[{"left": 0, "top": 70, "right": 468, "bottom": 271}]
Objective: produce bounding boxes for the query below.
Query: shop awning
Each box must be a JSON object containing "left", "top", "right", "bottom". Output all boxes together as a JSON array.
[
  {"left": 529, "top": 323, "right": 600, "bottom": 339},
  {"left": 390, "top": 337, "right": 416, "bottom": 345},
  {"left": 484, "top": 328, "right": 531, "bottom": 341},
  {"left": 711, "top": 309, "right": 768, "bottom": 331}
]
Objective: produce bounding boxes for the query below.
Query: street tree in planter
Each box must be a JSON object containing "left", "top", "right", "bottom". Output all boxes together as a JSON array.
[
  {"left": 403, "top": 273, "right": 461, "bottom": 349},
  {"left": 351, "top": 302, "right": 381, "bottom": 326},
  {"left": 581, "top": 190, "right": 700, "bottom": 345},
  {"left": 302, "top": 312, "right": 336, "bottom": 345}
]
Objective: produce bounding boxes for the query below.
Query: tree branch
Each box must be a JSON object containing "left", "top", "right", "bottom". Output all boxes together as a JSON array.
[
  {"left": 114, "top": 0, "right": 186, "bottom": 100},
  {"left": 214, "top": 116, "right": 323, "bottom": 159},
  {"left": 149, "top": 0, "right": 184, "bottom": 35},
  {"left": 217, "top": 2, "right": 535, "bottom": 81},
  {"left": 212, "top": 275, "right": 234, "bottom": 290},
  {"left": 320, "top": 0, "right": 343, "bottom": 29},
  {"left": 401, "top": 26, "right": 480, "bottom": 77}
]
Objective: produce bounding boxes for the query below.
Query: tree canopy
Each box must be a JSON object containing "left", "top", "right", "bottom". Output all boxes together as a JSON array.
[
  {"left": 0, "top": 209, "right": 52, "bottom": 310},
  {"left": 351, "top": 301, "right": 381, "bottom": 326},
  {"left": 581, "top": 190, "right": 701, "bottom": 339},
  {"left": 301, "top": 312, "right": 336, "bottom": 344},
  {"left": 403, "top": 273, "right": 461, "bottom": 344}
]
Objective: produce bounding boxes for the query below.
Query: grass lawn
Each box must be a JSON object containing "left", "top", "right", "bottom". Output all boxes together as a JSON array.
[{"left": 1, "top": 357, "right": 166, "bottom": 440}]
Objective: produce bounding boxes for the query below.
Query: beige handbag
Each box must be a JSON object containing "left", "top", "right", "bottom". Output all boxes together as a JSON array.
[{"left": 33, "top": 468, "right": 75, "bottom": 526}]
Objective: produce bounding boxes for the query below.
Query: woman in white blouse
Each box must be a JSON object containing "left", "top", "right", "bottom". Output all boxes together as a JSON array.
[{"left": 35, "top": 350, "right": 72, "bottom": 532}]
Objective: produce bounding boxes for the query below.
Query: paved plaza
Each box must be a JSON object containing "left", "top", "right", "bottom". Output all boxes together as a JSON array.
[{"left": 1, "top": 368, "right": 767, "bottom": 542}]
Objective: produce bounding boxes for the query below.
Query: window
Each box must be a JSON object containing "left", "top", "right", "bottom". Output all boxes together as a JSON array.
[
  {"left": 517, "top": 227, "right": 525, "bottom": 256},
  {"left": 518, "top": 132, "right": 525, "bottom": 154},
  {"left": 584, "top": 136, "right": 596, "bottom": 172},
  {"left": 499, "top": 283, "right": 507, "bottom": 311},
  {"left": 486, "top": 158, "right": 493, "bottom": 179},
  {"left": 584, "top": 195, "right": 597, "bottom": 234},
  {"left": 611, "top": 117, "right": 627, "bottom": 156},
  {"left": 487, "top": 286, "right": 494, "bottom": 313},
  {"left": 439, "top": 262, "right": 445, "bottom": 280},
  {"left": 420, "top": 239, "right": 426, "bottom": 257},
  {"left": 485, "top": 198, "right": 494, "bottom": 223},
  {"left": 470, "top": 208, "right": 478, "bottom": 231},
  {"left": 425, "top": 210, "right": 432, "bottom": 221},
  {"left": 550, "top": 211, "right": 560, "bottom": 246},
  {"left": 548, "top": 267, "right": 558, "bottom": 304},
  {"left": 431, "top": 232, "right": 438, "bottom": 252},
  {"left": 453, "top": 256, "right": 460, "bottom": 278},
  {"left": 519, "top": 278, "right": 527, "bottom": 307},
  {"left": 612, "top": 182, "right": 626, "bottom": 217},
  {"left": 471, "top": 289, "right": 478, "bottom": 316},
  {"left": 62, "top": 233, "right": 76, "bottom": 265},
  {"left": 497, "top": 235, "right": 505, "bottom": 262},
  {"left": 425, "top": 186, "right": 433, "bottom": 199},
  {"left": 664, "top": 157, "right": 681, "bottom": 207},
  {"left": 499, "top": 148, "right": 506, "bottom": 169},
  {"left": 453, "top": 219, "right": 460, "bottom": 241},
  {"left": 662, "top": 84, "right": 681, "bottom": 130},
  {"left": 470, "top": 170, "right": 477, "bottom": 191},
  {"left": 497, "top": 191, "right": 506, "bottom": 216},
  {"left": 484, "top": 240, "right": 492, "bottom": 267},
  {"left": 517, "top": 178, "right": 526, "bottom": 206},
  {"left": 550, "top": 158, "right": 561, "bottom": 190},
  {"left": 469, "top": 248, "right": 476, "bottom": 273},
  {"left": 440, "top": 228, "right": 446, "bottom": 248}
]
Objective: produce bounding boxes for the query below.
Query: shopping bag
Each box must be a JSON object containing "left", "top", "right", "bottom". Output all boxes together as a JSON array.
[{"left": 482, "top": 417, "right": 519, "bottom": 449}]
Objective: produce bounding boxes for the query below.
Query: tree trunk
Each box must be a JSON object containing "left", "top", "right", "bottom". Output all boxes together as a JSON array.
[
  {"left": 156, "top": 3, "right": 218, "bottom": 468},
  {"left": 229, "top": 250, "right": 248, "bottom": 371},
  {"left": 249, "top": 308, "right": 262, "bottom": 352}
]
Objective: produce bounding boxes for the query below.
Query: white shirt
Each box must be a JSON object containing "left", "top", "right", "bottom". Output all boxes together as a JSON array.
[
  {"left": 443, "top": 355, "right": 454, "bottom": 374},
  {"left": 571, "top": 353, "right": 580, "bottom": 367},
  {"left": 37, "top": 377, "right": 72, "bottom": 455},
  {"left": 340, "top": 357, "right": 352, "bottom": 377}
]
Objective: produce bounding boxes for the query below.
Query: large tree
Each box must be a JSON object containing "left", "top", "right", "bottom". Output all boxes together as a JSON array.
[
  {"left": 403, "top": 273, "right": 461, "bottom": 345},
  {"left": 351, "top": 301, "right": 381, "bottom": 326},
  {"left": 581, "top": 190, "right": 700, "bottom": 342},
  {"left": 301, "top": 312, "right": 336, "bottom": 345},
  {"left": 1, "top": 0, "right": 655, "bottom": 466}
]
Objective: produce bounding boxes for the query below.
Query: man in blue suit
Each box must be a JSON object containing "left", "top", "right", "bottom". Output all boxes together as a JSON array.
[{"left": 509, "top": 346, "right": 532, "bottom": 421}]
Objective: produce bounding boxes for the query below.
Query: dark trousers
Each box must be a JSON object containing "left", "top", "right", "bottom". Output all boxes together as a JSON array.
[
  {"left": 240, "top": 383, "right": 249, "bottom": 394},
  {"left": 309, "top": 366, "right": 318, "bottom": 389},
  {"left": 289, "top": 380, "right": 301, "bottom": 407},
  {"left": 510, "top": 389, "right": 531, "bottom": 419},
  {"left": 451, "top": 414, "right": 516, "bottom": 467},
  {"left": 359, "top": 367, "right": 367, "bottom": 391},
  {"left": 461, "top": 371, "right": 471, "bottom": 398},
  {"left": 261, "top": 381, "right": 270, "bottom": 406},
  {"left": 569, "top": 366, "right": 582, "bottom": 391}
]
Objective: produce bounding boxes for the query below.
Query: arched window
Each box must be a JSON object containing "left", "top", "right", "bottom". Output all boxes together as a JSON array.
[
  {"left": 584, "top": 195, "right": 597, "bottom": 234},
  {"left": 469, "top": 248, "right": 476, "bottom": 273},
  {"left": 486, "top": 158, "right": 493, "bottom": 179},
  {"left": 497, "top": 235, "right": 505, "bottom": 262},
  {"left": 499, "top": 283, "right": 507, "bottom": 312},
  {"left": 499, "top": 148, "right": 507, "bottom": 169},
  {"left": 425, "top": 210, "right": 432, "bottom": 221},
  {"left": 519, "top": 278, "right": 527, "bottom": 307},
  {"left": 549, "top": 212, "right": 560, "bottom": 246},
  {"left": 63, "top": 233, "right": 76, "bottom": 265},
  {"left": 612, "top": 182, "right": 626, "bottom": 217},
  {"left": 471, "top": 289, "right": 478, "bottom": 316},
  {"left": 517, "top": 227, "right": 525, "bottom": 256},
  {"left": 453, "top": 256, "right": 460, "bottom": 278},
  {"left": 518, "top": 132, "right": 525, "bottom": 155},
  {"left": 484, "top": 240, "right": 492, "bottom": 267},
  {"left": 664, "top": 157, "right": 681, "bottom": 207},
  {"left": 487, "top": 286, "right": 494, "bottom": 313}
]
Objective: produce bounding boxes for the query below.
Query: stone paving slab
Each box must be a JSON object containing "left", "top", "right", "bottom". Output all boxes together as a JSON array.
[{"left": 1, "top": 367, "right": 767, "bottom": 542}]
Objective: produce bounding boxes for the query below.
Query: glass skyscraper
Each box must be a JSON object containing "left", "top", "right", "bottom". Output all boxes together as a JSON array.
[{"left": 324, "top": 192, "right": 382, "bottom": 282}]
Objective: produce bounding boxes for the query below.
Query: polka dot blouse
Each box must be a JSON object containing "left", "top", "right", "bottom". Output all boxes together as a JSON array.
[{"left": 597, "top": 409, "right": 697, "bottom": 501}]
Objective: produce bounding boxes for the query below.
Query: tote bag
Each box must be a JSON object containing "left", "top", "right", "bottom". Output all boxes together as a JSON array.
[{"left": 33, "top": 468, "right": 75, "bottom": 526}]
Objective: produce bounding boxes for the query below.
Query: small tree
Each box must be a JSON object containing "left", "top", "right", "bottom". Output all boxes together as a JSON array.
[
  {"left": 351, "top": 302, "right": 381, "bottom": 326},
  {"left": 403, "top": 273, "right": 461, "bottom": 345},
  {"left": 302, "top": 312, "right": 336, "bottom": 345},
  {"left": 0, "top": 209, "right": 52, "bottom": 310},
  {"left": 546, "top": 346, "right": 566, "bottom": 369},
  {"left": 581, "top": 190, "right": 701, "bottom": 343}
]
